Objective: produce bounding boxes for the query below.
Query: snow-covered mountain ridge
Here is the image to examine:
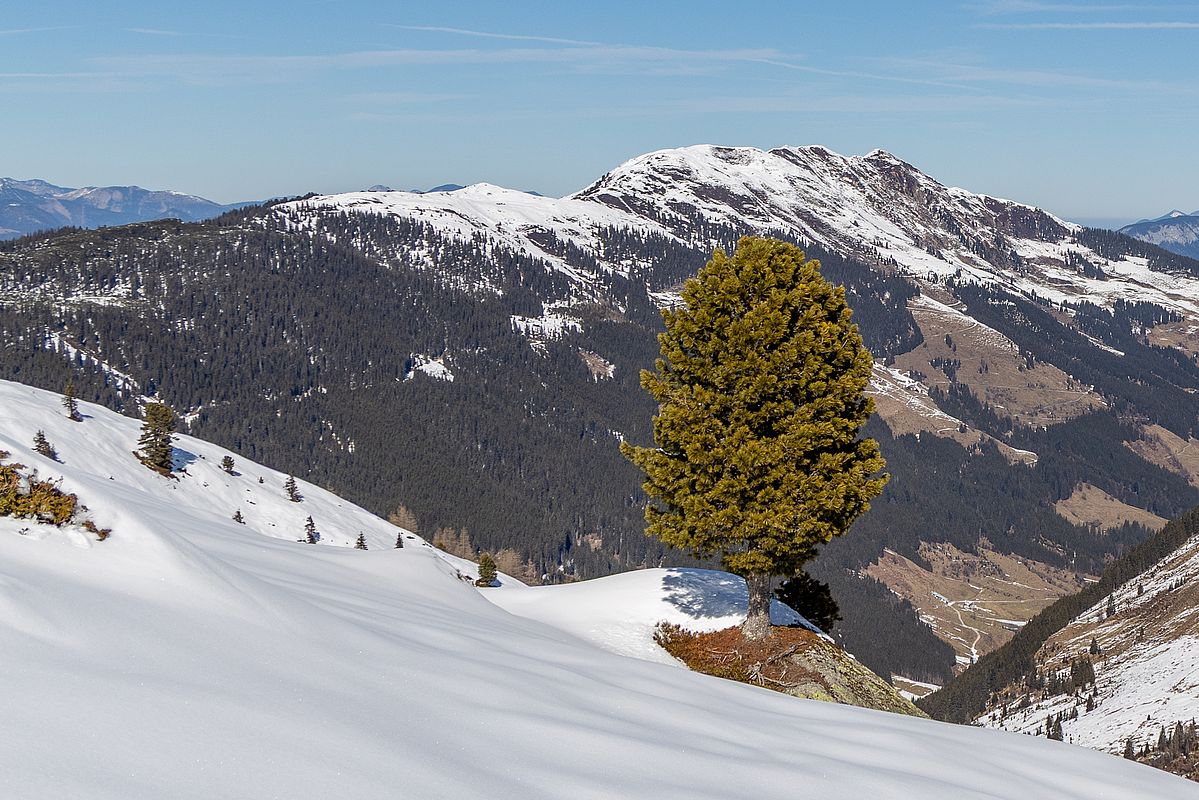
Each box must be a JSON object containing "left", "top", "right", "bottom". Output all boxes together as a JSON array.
[
  {"left": 0, "top": 377, "right": 1192, "bottom": 799},
  {"left": 282, "top": 144, "right": 1199, "bottom": 317}
]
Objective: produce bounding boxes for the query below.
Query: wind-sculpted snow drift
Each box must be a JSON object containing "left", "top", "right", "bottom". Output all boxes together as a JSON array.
[{"left": 0, "top": 380, "right": 1191, "bottom": 798}]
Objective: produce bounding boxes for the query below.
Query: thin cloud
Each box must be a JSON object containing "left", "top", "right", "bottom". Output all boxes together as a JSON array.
[
  {"left": 879, "top": 57, "right": 1181, "bottom": 90},
  {"left": 748, "top": 59, "right": 977, "bottom": 91},
  {"left": 0, "top": 71, "right": 137, "bottom": 94},
  {"left": 0, "top": 26, "right": 77, "bottom": 36},
  {"left": 347, "top": 90, "right": 472, "bottom": 104},
  {"left": 980, "top": 20, "right": 1199, "bottom": 27},
  {"left": 668, "top": 92, "right": 1053, "bottom": 115},
  {"left": 92, "top": 46, "right": 796, "bottom": 86},
  {"left": 968, "top": 1, "right": 1192, "bottom": 13},
  {"left": 387, "top": 24, "right": 605, "bottom": 47}
]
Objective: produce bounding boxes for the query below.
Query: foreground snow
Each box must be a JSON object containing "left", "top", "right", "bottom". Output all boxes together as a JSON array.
[{"left": 0, "top": 380, "right": 1191, "bottom": 798}]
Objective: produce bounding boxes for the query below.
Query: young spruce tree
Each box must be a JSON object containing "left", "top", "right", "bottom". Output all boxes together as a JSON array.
[
  {"left": 622, "top": 237, "right": 887, "bottom": 640},
  {"left": 136, "top": 402, "right": 176, "bottom": 474},
  {"left": 62, "top": 378, "right": 82, "bottom": 422},
  {"left": 285, "top": 475, "right": 302, "bottom": 503},
  {"left": 305, "top": 516, "right": 318, "bottom": 544},
  {"left": 32, "top": 430, "right": 59, "bottom": 461},
  {"left": 354, "top": 532, "right": 368, "bottom": 550}
]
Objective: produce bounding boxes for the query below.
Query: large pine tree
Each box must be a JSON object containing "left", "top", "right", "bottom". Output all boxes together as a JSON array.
[{"left": 622, "top": 237, "right": 886, "bottom": 639}]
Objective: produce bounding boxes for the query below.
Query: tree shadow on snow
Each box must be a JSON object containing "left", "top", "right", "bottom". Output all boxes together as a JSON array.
[
  {"left": 662, "top": 568, "right": 801, "bottom": 625},
  {"left": 172, "top": 447, "right": 199, "bottom": 472},
  {"left": 662, "top": 569, "right": 748, "bottom": 619}
]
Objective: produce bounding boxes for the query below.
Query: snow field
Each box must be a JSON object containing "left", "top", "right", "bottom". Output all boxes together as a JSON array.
[{"left": 0, "top": 380, "right": 1192, "bottom": 799}]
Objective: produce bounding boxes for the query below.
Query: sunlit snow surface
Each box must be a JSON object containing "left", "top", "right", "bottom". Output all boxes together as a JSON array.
[{"left": 0, "top": 380, "right": 1191, "bottom": 798}]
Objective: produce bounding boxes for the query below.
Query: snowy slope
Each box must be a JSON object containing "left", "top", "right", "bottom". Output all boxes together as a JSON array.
[
  {"left": 0, "top": 380, "right": 1192, "bottom": 798},
  {"left": 977, "top": 532, "right": 1199, "bottom": 754}
]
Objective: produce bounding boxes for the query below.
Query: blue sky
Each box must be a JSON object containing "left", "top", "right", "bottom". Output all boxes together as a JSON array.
[{"left": 4, "top": 1, "right": 1198, "bottom": 225}]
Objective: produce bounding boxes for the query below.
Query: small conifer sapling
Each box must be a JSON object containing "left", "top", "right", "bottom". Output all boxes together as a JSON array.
[
  {"left": 221, "top": 455, "right": 235, "bottom": 474},
  {"left": 285, "top": 475, "right": 302, "bottom": 502},
  {"left": 394, "top": 531, "right": 404, "bottom": 549},
  {"left": 63, "top": 379, "right": 82, "bottom": 422},
  {"left": 305, "top": 516, "right": 318, "bottom": 544},
  {"left": 775, "top": 572, "right": 840, "bottom": 632},
  {"left": 476, "top": 553, "right": 497, "bottom": 587},
  {"left": 232, "top": 509, "right": 244, "bottom": 524},
  {"left": 32, "top": 430, "right": 59, "bottom": 462},
  {"left": 354, "top": 532, "right": 368, "bottom": 550}
]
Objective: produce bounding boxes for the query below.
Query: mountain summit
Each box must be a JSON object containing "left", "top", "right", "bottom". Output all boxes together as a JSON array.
[{"left": 1121, "top": 212, "right": 1199, "bottom": 260}]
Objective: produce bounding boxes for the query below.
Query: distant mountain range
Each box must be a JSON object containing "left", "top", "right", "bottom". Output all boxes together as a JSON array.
[
  {"left": 0, "top": 178, "right": 253, "bottom": 239},
  {"left": 1119, "top": 210, "right": 1199, "bottom": 260}
]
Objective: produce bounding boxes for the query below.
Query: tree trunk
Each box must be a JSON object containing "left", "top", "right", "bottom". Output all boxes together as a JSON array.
[{"left": 741, "top": 573, "right": 773, "bottom": 641}]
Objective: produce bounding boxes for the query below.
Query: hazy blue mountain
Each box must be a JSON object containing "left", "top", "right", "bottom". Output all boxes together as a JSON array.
[
  {"left": 1120, "top": 211, "right": 1199, "bottom": 260},
  {"left": 0, "top": 177, "right": 253, "bottom": 239}
]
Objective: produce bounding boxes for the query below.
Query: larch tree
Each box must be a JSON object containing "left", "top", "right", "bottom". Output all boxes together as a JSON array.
[{"left": 622, "top": 237, "right": 887, "bottom": 640}]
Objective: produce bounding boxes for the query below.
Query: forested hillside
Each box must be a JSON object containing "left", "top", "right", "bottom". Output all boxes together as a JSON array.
[{"left": 5, "top": 146, "right": 1199, "bottom": 682}]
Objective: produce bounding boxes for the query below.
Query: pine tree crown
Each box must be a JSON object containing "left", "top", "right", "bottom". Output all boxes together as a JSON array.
[{"left": 621, "top": 236, "right": 887, "bottom": 580}]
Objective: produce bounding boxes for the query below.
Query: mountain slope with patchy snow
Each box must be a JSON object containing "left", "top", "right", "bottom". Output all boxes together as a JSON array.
[
  {"left": 0, "top": 378, "right": 1192, "bottom": 799},
  {"left": 976, "top": 524, "right": 1199, "bottom": 757}
]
